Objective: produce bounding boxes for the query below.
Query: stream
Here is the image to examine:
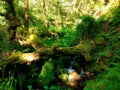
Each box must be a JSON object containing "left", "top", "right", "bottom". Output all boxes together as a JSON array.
[{"left": 67, "top": 57, "right": 85, "bottom": 76}]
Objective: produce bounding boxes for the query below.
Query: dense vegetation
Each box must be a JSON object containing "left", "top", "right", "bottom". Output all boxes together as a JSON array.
[{"left": 0, "top": 0, "right": 120, "bottom": 90}]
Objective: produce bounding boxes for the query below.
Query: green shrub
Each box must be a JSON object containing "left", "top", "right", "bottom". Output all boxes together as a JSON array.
[
  {"left": 0, "top": 75, "right": 17, "bottom": 90},
  {"left": 42, "top": 27, "right": 77, "bottom": 47},
  {"left": 38, "top": 59, "right": 55, "bottom": 85},
  {"left": 84, "top": 63, "right": 120, "bottom": 90},
  {"left": 76, "top": 15, "right": 102, "bottom": 40},
  {"left": 59, "top": 27, "right": 77, "bottom": 46}
]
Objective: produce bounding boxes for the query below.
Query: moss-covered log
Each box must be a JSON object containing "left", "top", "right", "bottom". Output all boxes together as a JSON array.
[
  {"left": 0, "top": 33, "right": 92, "bottom": 67},
  {"left": 0, "top": 43, "right": 92, "bottom": 67}
]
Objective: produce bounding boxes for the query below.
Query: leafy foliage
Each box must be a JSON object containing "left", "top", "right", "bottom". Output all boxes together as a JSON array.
[
  {"left": 59, "top": 27, "right": 77, "bottom": 46},
  {"left": 76, "top": 15, "right": 102, "bottom": 41},
  {"left": 42, "top": 27, "right": 77, "bottom": 47},
  {"left": 0, "top": 1, "right": 8, "bottom": 16},
  {"left": 38, "top": 59, "right": 55, "bottom": 85},
  {"left": 0, "top": 74, "right": 16, "bottom": 90},
  {"left": 0, "top": 0, "right": 120, "bottom": 90},
  {"left": 84, "top": 63, "right": 120, "bottom": 90},
  {"left": 0, "top": 30, "right": 12, "bottom": 53}
]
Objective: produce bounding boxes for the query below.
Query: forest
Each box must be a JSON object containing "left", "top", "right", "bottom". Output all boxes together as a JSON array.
[{"left": 0, "top": 0, "right": 120, "bottom": 90}]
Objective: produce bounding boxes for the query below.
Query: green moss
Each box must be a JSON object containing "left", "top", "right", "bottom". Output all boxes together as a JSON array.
[
  {"left": 59, "top": 73, "right": 68, "bottom": 82},
  {"left": 38, "top": 59, "right": 55, "bottom": 85}
]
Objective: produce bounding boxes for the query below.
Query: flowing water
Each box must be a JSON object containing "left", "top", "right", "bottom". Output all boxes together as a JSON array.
[
  {"left": 67, "top": 57, "right": 85, "bottom": 76},
  {"left": 67, "top": 57, "right": 75, "bottom": 73}
]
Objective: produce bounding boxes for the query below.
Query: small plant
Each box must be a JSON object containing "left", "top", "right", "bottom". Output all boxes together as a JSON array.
[
  {"left": 0, "top": 75, "right": 17, "bottom": 90},
  {"left": 38, "top": 59, "right": 55, "bottom": 85}
]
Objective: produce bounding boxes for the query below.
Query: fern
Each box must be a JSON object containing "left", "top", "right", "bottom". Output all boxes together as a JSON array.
[
  {"left": 84, "top": 63, "right": 120, "bottom": 90},
  {"left": 38, "top": 59, "right": 55, "bottom": 85}
]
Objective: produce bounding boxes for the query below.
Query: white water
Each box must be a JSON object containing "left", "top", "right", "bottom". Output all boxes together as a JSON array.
[
  {"left": 67, "top": 57, "right": 85, "bottom": 76},
  {"left": 80, "top": 67, "right": 85, "bottom": 76},
  {"left": 67, "top": 57, "right": 75, "bottom": 73}
]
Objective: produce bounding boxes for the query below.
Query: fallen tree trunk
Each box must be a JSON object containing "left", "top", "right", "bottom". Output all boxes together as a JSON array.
[
  {"left": 0, "top": 33, "right": 92, "bottom": 67},
  {"left": 38, "top": 45, "right": 82, "bottom": 56},
  {"left": 1, "top": 43, "right": 91, "bottom": 66}
]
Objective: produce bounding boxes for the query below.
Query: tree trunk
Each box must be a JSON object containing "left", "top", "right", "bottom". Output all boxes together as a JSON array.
[
  {"left": 24, "top": 0, "right": 29, "bottom": 30},
  {"left": 0, "top": 43, "right": 92, "bottom": 67},
  {"left": 5, "top": 0, "right": 20, "bottom": 49}
]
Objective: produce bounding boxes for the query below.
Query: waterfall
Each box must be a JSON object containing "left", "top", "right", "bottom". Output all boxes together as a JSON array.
[
  {"left": 67, "top": 57, "right": 75, "bottom": 73},
  {"left": 67, "top": 57, "right": 85, "bottom": 76},
  {"left": 66, "top": 57, "right": 81, "bottom": 87},
  {"left": 79, "top": 58, "right": 85, "bottom": 76},
  {"left": 80, "top": 67, "right": 85, "bottom": 76}
]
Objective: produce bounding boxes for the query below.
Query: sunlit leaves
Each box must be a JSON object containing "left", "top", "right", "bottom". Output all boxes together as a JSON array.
[
  {"left": 38, "top": 59, "right": 55, "bottom": 85},
  {"left": 0, "top": 16, "right": 10, "bottom": 30},
  {"left": 0, "top": 1, "right": 8, "bottom": 15}
]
